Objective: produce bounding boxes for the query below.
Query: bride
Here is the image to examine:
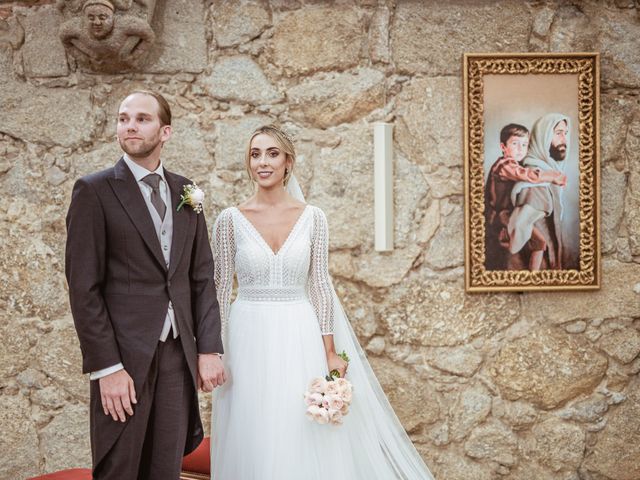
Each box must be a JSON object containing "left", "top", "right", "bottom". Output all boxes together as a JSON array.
[{"left": 210, "top": 125, "right": 434, "bottom": 479}]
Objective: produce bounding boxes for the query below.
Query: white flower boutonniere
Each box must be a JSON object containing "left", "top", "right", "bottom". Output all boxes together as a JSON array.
[{"left": 176, "top": 183, "right": 204, "bottom": 214}]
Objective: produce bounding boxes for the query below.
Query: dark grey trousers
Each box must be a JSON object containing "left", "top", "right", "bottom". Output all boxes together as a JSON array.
[{"left": 93, "top": 336, "right": 192, "bottom": 480}]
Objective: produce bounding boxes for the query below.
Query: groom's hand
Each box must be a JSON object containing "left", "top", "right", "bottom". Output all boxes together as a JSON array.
[
  {"left": 98, "top": 369, "right": 137, "bottom": 422},
  {"left": 197, "top": 354, "right": 226, "bottom": 392}
]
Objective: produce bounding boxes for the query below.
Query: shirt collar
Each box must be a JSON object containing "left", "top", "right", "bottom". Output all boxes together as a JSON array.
[{"left": 123, "top": 154, "right": 166, "bottom": 183}]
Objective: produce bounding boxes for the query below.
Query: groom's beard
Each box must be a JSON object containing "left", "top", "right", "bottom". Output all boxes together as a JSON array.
[
  {"left": 119, "top": 137, "right": 162, "bottom": 158},
  {"left": 549, "top": 143, "right": 567, "bottom": 161}
]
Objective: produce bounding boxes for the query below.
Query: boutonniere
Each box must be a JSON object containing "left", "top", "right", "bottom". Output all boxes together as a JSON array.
[{"left": 176, "top": 183, "right": 204, "bottom": 214}]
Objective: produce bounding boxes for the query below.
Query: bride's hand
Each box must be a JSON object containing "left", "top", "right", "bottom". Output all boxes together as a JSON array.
[{"left": 327, "top": 351, "right": 348, "bottom": 378}]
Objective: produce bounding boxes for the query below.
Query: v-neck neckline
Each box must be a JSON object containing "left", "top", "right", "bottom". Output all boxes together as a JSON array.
[{"left": 233, "top": 205, "right": 309, "bottom": 256}]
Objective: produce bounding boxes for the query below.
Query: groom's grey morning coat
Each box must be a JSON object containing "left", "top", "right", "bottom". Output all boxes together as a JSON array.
[{"left": 65, "top": 157, "right": 223, "bottom": 468}]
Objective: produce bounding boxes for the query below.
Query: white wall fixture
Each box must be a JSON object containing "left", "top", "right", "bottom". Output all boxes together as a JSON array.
[{"left": 374, "top": 122, "right": 394, "bottom": 252}]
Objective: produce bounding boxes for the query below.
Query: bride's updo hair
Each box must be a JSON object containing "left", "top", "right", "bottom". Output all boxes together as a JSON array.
[{"left": 245, "top": 125, "right": 296, "bottom": 186}]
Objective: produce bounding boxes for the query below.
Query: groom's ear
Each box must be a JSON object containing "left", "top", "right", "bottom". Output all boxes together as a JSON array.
[{"left": 160, "top": 124, "right": 173, "bottom": 143}]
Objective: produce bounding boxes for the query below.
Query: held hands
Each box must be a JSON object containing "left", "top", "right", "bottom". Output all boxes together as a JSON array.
[
  {"left": 197, "top": 354, "right": 226, "bottom": 392},
  {"left": 98, "top": 369, "right": 137, "bottom": 423}
]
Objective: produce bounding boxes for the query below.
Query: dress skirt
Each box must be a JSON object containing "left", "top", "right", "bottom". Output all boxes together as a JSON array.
[{"left": 211, "top": 297, "right": 390, "bottom": 480}]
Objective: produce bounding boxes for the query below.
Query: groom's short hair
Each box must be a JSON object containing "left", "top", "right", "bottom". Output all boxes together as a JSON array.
[{"left": 129, "top": 90, "right": 172, "bottom": 126}]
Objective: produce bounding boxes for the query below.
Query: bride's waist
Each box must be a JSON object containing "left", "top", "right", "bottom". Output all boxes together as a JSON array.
[{"left": 236, "top": 286, "right": 308, "bottom": 302}]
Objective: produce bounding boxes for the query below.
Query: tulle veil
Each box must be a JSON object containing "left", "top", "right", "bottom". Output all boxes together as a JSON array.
[{"left": 287, "top": 175, "right": 435, "bottom": 479}]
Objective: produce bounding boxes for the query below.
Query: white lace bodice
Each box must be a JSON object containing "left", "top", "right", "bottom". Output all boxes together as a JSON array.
[{"left": 213, "top": 205, "right": 335, "bottom": 335}]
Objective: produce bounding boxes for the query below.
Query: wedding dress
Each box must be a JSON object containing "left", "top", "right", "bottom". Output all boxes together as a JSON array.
[{"left": 211, "top": 199, "right": 434, "bottom": 479}]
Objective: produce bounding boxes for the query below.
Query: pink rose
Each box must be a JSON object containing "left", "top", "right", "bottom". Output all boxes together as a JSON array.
[
  {"left": 325, "top": 381, "right": 341, "bottom": 395},
  {"left": 340, "top": 403, "right": 349, "bottom": 415},
  {"left": 309, "top": 377, "right": 328, "bottom": 394},
  {"left": 316, "top": 407, "right": 330, "bottom": 424},
  {"left": 336, "top": 378, "right": 353, "bottom": 395},
  {"left": 304, "top": 391, "right": 313, "bottom": 406},
  {"left": 306, "top": 404, "right": 321, "bottom": 421},
  {"left": 340, "top": 388, "right": 353, "bottom": 404},
  {"left": 304, "top": 392, "right": 324, "bottom": 406},
  {"left": 328, "top": 408, "right": 343, "bottom": 425},
  {"left": 335, "top": 378, "right": 350, "bottom": 389},
  {"left": 326, "top": 394, "right": 344, "bottom": 411}
]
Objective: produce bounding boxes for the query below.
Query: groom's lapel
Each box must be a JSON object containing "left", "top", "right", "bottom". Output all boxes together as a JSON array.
[
  {"left": 164, "top": 169, "right": 189, "bottom": 279},
  {"left": 109, "top": 157, "right": 167, "bottom": 271}
]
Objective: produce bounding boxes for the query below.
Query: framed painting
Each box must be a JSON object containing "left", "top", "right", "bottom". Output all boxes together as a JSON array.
[{"left": 463, "top": 53, "right": 600, "bottom": 292}]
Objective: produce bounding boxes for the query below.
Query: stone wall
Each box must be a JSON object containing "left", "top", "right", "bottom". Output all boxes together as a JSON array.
[{"left": 0, "top": 1, "right": 639, "bottom": 478}]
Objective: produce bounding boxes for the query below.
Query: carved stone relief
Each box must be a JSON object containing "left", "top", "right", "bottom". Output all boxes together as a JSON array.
[{"left": 57, "top": 0, "right": 156, "bottom": 72}]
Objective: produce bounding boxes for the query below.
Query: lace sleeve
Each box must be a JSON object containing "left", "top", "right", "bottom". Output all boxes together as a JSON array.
[
  {"left": 309, "top": 207, "right": 335, "bottom": 335},
  {"left": 212, "top": 208, "right": 236, "bottom": 339}
]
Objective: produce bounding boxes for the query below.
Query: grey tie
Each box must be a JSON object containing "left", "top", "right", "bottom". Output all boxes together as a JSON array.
[{"left": 141, "top": 173, "right": 166, "bottom": 220}]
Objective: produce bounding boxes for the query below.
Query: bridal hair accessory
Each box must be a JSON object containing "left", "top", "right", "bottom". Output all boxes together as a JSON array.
[
  {"left": 304, "top": 351, "right": 352, "bottom": 426},
  {"left": 176, "top": 183, "right": 204, "bottom": 214},
  {"left": 279, "top": 128, "right": 294, "bottom": 144}
]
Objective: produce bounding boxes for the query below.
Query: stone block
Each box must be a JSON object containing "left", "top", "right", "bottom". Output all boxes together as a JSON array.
[
  {"left": 490, "top": 326, "right": 607, "bottom": 409},
  {"left": 40, "top": 402, "right": 91, "bottom": 473},
  {"left": 287, "top": 68, "right": 384, "bottom": 128},
  {"left": 268, "top": 6, "right": 362, "bottom": 76},
  {"left": 494, "top": 399, "right": 539, "bottom": 430},
  {"left": 447, "top": 384, "right": 492, "bottom": 442},
  {"left": 34, "top": 317, "right": 87, "bottom": 401},
  {"left": 19, "top": 5, "right": 68, "bottom": 77},
  {"left": 391, "top": 1, "right": 531, "bottom": 76},
  {"left": 625, "top": 116, "right": 640, "bottom": 255},
  {"left": 551, "top": 5, "right": 640, "bottom": 88},
  {"left": 598, "top": 326, "right": 640, "bottom": 364},
  {"left": 210, "top": 0, "right": 271, "bottom": 48},
  {"left": 368, "top": 5, "right": 390, "bottom": 63},
  {"left": 369, "top": 357, "right": 439, "bottom": 433},
  {"left": 382, "top": 275, "right": 520, "bottom": 347},
  {"left": 396, "top": 76, "right": 461, "bottom": 169},
  {"left": 146, "top": 0, "right": 207, "bottom": 73},
  {"left": 162, "top": 114, "right": 215, "bottom": 180},
  {"left": 521, "top": 259, "right": 640, "bottom": 323},
  {"left": 428, "top": 345, "right": 483, "bottom": 378},
  {"left": 522, "top": 418, "right": 586, "bottom": 472},
  {"left": 425, "top": 199, "right": 464, "bottom": 270},
  {"left": 0, "top": 82, "right": 94, "bottom": 147},
  {"left": 305, "top": 124, "right": 374, "bottom": 250},
  {"left": 0, "top": 393, "right": 39, "bottom": 479},
  {"left": 600, "top": 94, "right": 637, "bottom": 166},
  {"left": 204, "top": 55, "right": 282, "bottom": 105},
  {"left": 464, "top": 419, "right": 518, "bottom": 466},
  {"left": 601, "top": 164, "right": 627, "bottom": 253},
  {"left": 352, "top": 245, "right": 421, "bottom": 288},
  {"left": 583, "top": 377, "right": 640, "bottom": 479}
]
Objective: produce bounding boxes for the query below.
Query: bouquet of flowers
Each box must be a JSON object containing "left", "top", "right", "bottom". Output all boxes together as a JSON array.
[{"left": 304, "top": 351, "right": 353, "bottom": 426}]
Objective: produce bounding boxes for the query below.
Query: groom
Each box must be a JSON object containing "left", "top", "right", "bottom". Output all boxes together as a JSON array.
[{"left": 65, "top": 90, "right": 225, "bottom": 479}]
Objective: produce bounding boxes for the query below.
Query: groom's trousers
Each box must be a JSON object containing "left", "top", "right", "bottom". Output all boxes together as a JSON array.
[{"left": 92, "top": 335, "right": 193, "bottom": 480}]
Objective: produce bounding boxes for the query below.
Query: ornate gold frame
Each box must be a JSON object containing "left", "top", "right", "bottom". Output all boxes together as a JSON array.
[{"left": 463, "top": 53, "right": 600, "bottom": 292}]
